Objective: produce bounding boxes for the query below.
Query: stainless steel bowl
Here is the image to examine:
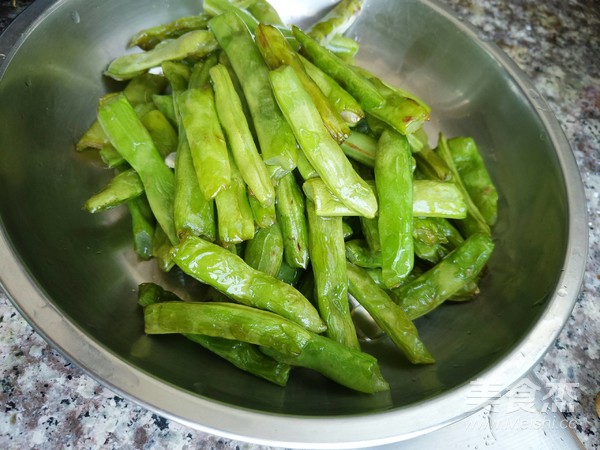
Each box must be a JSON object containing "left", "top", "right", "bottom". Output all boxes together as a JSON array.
[{"left": 0, "top": 0, "right": 587, "bottom": 447}]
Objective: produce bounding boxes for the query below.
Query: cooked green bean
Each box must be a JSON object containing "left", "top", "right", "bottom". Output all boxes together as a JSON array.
[
  {"left": 84, "top": 169, "right": 143, "bottom": 213},
  {"left": 210, "top": 63, "right": 275, "bottom": 207},
  {"left": 97, "top": 95, "right": 178, "bottom": 244},
  {"left": 437, "top": 134, "right": 490, "bottom": 236},
  {"left": 307, "top": 199, "right": 359, "bottom": 350},
  {"left": 173, "top": 97, "right": 217, "bottom": 241},
  {"left": 307, "top": 0, "right": 363, "bottom": 45},
  {"left": 214, "top": 155, "right": 255, "bottom": 243},
  {"left": 299, "top": 55, "right": 364, "bottom": 126},
  {"left": 178, "top": 86, "right": 231, "bottom": 200},
  {"left": 275, "top": 172, "right": 310, "bottom": 269},
  {"left": 128, "top": 15, "right": 211, "bottom": 50},
  {"left": 128, "top": 195, "right": 155, "bottom": 260},
  {"left": 346, "top": 262, "right": 434, "bottom": 364},
  {"left": 210, "top": 12, "right": 297, "bottom": 172},
  {"left": 247, "top": 0, "right": 284, "bottom": 26},
  {"left": 106, "top": 30, "right": 219, "bottom": 80},
  {"left": 123, "top": 72, "right": 169, "bottom": 105},
  {"left": 249, "top": 195, "right": 277, "bottom": 229},
  {"left": 256, "top": 24, "right": 350, "bottom": 143},
  {"left": 244, "top": 223, "right": 284, "bottom": 277},
  {"left": 412, "top": 179, "right": 466, "bottom": 219},
  {"left": 270, "top": 65, "right": 377, "bottom": 218},
  {"left": 376, "top": 129, "right": 414, "bottom": 288},
  {"left": 76, "top": 120, "right": 109, "bottom": 151},
  {"left": 447, "top": 136, "right": 498, "bottom": 226},
  {"left": 340, "top": 130, "right": 377, "bottom": 167},
  {"left": 186, "top": 334, "right": 291, "bottom": 386},
  {"left": 345, "top": 239, "right": 381, "bottom": 268},
  {"left": 172, "top": 235, "right": 326, "bottom": 333},
  {"left": 144, "top": 301, "right": 312, "bottom": 355},
  {"left": 188, "top": 52, "right": 219, "bottom": 89},
  {"left": 293, "top": 26, "right": 384, "bottom": 110},
  {"left": 261, "top": 334, "right": 389, "bottom": 394},
  {"left": 98, "top": 144, "right": 126, "bottom": 168},
  {"left": 152, "top": 223, "right": 175, "bottom": 272},
  {"left": 152, "top": 94, "right": 177, "bottom": 125},
  {"left": 396, "top": 233, "right": 494, "bottom": 319},
  {"left": 140, "top": 109, "right": 178, "bottom": 159}
]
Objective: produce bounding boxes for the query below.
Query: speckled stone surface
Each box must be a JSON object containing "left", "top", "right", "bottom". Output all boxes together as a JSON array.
[{"left": 0, "top": 0, "right": 598, "bottom": 448}]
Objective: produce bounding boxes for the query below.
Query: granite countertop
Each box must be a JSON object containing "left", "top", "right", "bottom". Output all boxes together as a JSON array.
[{"left": 0, "top": 0, "right": 598, "bottom": 448}]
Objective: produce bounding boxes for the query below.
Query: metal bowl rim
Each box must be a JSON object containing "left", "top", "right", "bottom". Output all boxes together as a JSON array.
[{"left": 0, "top": 0, "right": 588, "bottom": 447}]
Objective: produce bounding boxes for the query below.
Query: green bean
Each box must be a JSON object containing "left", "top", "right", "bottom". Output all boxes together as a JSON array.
[
  {"left": 214, "top": 155, "right": 255, "bottom": 243},
  {"left": 413, "top": 217, "right": 459, "bottom": 264},
  {"left": 340, "top": 130, "right": 377, "bottom": 168},
  {"left": 162, "top": 61, "right": 191, "bottom": 92},
  {"left": 303, "top": 176, "right": 465, "bottom": 220},
  {"left": 123, "top": 73, "right": 169, "bottom": 105},
  {"left": 144, "top": 301, "right": 312, "bottom": 355},
  {"left": 354, "top": 65, "right": 431, "bottom": 120},
  {"left": 436, "top": 134, "right": 490, "bottom": 236},
  {"left": 407, "top": 127, "right": 429, "bottom": 153},
  {"left": 128, "top": 15, "right": 211, "bottom": 50},
  {"left": 244, "top": 223, "right": 284, "bottom": 277},
  {"left": 247, "top": 0, "right": 284, "bottom": 26},
  {"left": 345, "top": 239, "right": 381, "bottom": 268},
  {"left": 79, "top": 73, "right": 166, "bottom": 152},
  {"left": 210, "top": 63, "right": 275, "bottom": 207},
  {"left": 152, "top": 223, "right": 175, "bottom": 271},
  {"left": 152, "top": 94, "right": 177, "bottom": 125},
  {"left": 97, "top": 95, "right": 178, "bottom": 244},
  {"left": 98, "top": 144, "right": 126, "bottom": 168},
  {"left": 275, "top": 259, "right": 303, "bottom": 286},
  {"left": 447, "top": 137, "right": 498, "bottom": 226},
  {"left": 275, "top": 172, "right": 310, "bottom": 269},
  {"left": 346, "top": 263, "right": 434, "bottom": 364},
  {"left": 173, "top": 97, "right": 217, "bottom": 242},
  {"left": 376, "top": 129, "right": 414, "bottom": 288},
  {"left": 204, "top": 0, "right": 260, "bottom": 32},
  {"left": 360, "top": 215, "right": 381, "bottom": 253},
  {"left": 217, "top": 52, "right": 252, "bottom": 131},
  {"left": 255, "top": 24, "right": 350, "bottom": 143},
  {"left": 307, "top": 0, "right": 363, "bottom": 45},
  {"left": 296, "top": 151, "right": 319, "bottom": 180},
  {"left": 412, "top": 179, "right": 466, "bottom": 219},
  {"left": 299, "top": 55, "right": 364, "bottom": 126},
  {"left": 137, "top": 282, "right": 292, "bottom": 386},
  {"left": 342, "top": 220, "right": 356, "bottom": 240},
  {"left": 186, "top": 334, "right": 291, "bottom": 386},
  {"left": 447, "top": 279, "right": 480, "bottom": 302},
  {"left": 396, "top": 233, "right": 494, "bottom": 320},
  {"left": 128, "top": 195, "right": 155, "bottom": 260},
  {"left": 293, "top": 26, "right": 384, "bottom": 110},
  {"left": 261, "top": 333, "right": 389, "bottom": 394},
  {"left": 105, "top": 30, "right": 219, "bottom": 80},
  {"left": 84, "top": 169, "right": 143, "bottom": 213},
  {"left": 325, "top": 34, "right": 359, "bottom": 63},
  {"left": 76, "top": 120, "right": 108, "bottom": 151},
  {"left": 172, "top": 235, "right": 326, "bottom": 333},
  {"left": 178, "top": 86, "right": 231, "bottom": 200},
  {"left": 188, "top": 52, "right": 219, "bottom": 89},
  {"left": 414, "top": 145, "right": 452, "bottom": 181},
  {"left": 140, "top": 109, "right": 178, "bottom": 159},
  {"left": 270, "top": 65, "right": 377, "bottom": 218},
  {"left": 210, "top": 12, "right": 297, "bottom": 172},
  {"left": 249, "top": 195, "right": 277, "bottom": 229},
  {"left": 307, "top": 200, "right": 359, "bottom": 350},
  {"left": 302, "top": 177, "right": 358, "bottom": 217}
]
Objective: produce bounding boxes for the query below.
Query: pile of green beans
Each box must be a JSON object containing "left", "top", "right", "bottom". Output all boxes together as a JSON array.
[{"left": 78, "top": 0, "right": 498, "bottom": 393}]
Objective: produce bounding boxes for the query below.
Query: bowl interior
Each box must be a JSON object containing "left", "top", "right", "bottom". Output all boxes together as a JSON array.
[{"left": 0, "top": 0, "right": 569, "bottom": 419}]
